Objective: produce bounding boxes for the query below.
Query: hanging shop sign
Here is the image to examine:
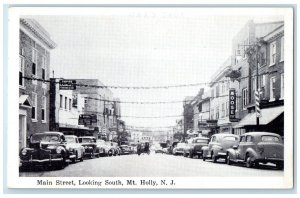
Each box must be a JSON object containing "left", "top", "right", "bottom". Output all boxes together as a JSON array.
[
  {"left": 229, "top": 89, "right": 239, "bottom": 122},
  {"left": 59, "top": 80, "right": 76, "bottom": 90}
]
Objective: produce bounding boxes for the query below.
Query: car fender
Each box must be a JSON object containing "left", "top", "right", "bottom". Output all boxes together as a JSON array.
[
  {"left": 202, "top": 146, "right": 209, "bottom": 157},
  {"left": 245, "top": 148, "right": 259, "bottom": 161},
  {"left": 226, "top": 148, "right": 238, "bottom": 159}
]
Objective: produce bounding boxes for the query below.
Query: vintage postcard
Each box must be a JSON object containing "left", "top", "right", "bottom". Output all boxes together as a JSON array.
[{"left": 5, "top": 6, "right": 294, "bottom": 189}]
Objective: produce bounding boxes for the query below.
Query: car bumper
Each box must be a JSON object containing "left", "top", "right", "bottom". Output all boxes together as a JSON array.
[
  {"left": 21, "top": 158, "right": 64, "bottom": 166},
  {"left": 255, "top": 158, "right": 284, "bottom": 163}
]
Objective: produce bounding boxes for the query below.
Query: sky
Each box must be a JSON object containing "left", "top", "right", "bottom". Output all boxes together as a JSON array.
[{"left": 29, "top": 9, "right": 283, "bottom": 130}]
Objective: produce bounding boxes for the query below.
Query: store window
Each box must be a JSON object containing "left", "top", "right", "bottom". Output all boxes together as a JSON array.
[
  {"left": 60, "top": 94, "right": 63, "bottom": 108},
  {"left": 270, "top": 41, "right": 276, "bottom": 66},
  {"left": 19, "top": 56, "right": 25, "bottom": 87},
  {"left": 280, "top": 36, "right": 284, "bottom": 61},
  {"left": 280, "top": 73, "right": 284, "bottom": 99}
]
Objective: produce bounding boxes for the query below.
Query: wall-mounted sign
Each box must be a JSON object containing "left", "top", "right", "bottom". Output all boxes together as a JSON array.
[
  {"left": 229, "top": 89, "right": 238, "bottom": 122},
  {"left": 78, "top": 114, "right": 97, "bottom": 126},
  {"left": 59, "top": 80, "right": 76, "bottom": 90}
]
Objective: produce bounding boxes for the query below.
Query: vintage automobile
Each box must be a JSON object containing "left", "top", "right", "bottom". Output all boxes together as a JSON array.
[
  {"left": 96, "top": 140, "right": 111, "bottom": 157},
  {"left": 172, "top": 142, "right": 186, "bottom": 156},
  {"left": 202, "top": 134, "right": 239, "bottom": 163},
  {"left": 183, "top": 137, "right": 209, "bottom": 158},
  {"left": 64, "top": 135, "right": 85, "bottom": 163},
  {"left": 226, "top": 132, "right": 284, "bottom": 169},
  {"left": 19, "top": 132, "right": 69, "bottom": 169},
  {"left": 78, "top": 136, "right": 100, "bottom": 158},
  {"left": 120, "top": 144, "right": 131, "bottom": 155}
]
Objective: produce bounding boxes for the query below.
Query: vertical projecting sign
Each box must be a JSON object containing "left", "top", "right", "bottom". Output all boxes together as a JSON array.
[{"left": 229, "top": 89, "right": 238, "bottom": 122}]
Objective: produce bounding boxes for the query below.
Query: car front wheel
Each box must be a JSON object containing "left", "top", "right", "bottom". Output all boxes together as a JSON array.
[
  {"left": 226, "top": 155, "right": 232, "bottom": 165},
  {"left": 246, "top": 156, "right": 253, "bottom": 168}
]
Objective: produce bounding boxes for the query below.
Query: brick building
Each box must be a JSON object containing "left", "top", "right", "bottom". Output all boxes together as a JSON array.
[
  {"left": 234, "top": 24, "right": 284, "bottom": 136},
  {"left": 19, "top": 18, "right": 56, "bottom": 149}
]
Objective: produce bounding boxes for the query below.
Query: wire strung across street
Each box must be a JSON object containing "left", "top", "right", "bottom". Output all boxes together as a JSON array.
[{"left": 21, "top": 71, "right": 281, "bottom": 90}]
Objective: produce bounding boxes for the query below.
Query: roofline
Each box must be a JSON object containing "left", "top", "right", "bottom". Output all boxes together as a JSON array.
[{"left": 20, "top": 18, "right": 57, "bottom": 49}]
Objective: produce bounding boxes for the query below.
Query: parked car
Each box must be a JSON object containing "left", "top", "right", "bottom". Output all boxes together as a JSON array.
[
  {"left": 154, "top": 145, "right": 164, "bottom": 154},
  {"left": 183, "top": 137, "right": 209, "bottom": 158},
  {"left": 202, "top": 134, "right": 239, "bottom": 163},
  {"left": 78, "top": 136, "right": 100, "bottom": 158},
  {"left": 19, "top": 132, "right": 69, "bottom": 169},
  {"left": 172, "top": 142, "right": 186, "bottom": 155},
  {"left": 226, "top": 132, "right": 284, "bottom": 169},
  {"left": 104, "top": 141, "right": 115, "bottom": 156},
  {"left": 120, "top": 144, "right": 131, "bottom": 155},
  {"left": 96, "top": 140, "right": 111, "bottom": 157},
  {"left": 64, "top": 135, "right": 85, "bottom": 163}
]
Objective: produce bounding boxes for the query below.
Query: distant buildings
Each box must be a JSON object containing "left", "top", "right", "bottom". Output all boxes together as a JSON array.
[{"left": 19, "top": 18, "right": 56, "bottom": 149}]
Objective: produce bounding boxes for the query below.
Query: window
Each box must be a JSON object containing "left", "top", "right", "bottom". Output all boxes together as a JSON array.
[
  {"left": 216, "top": 85, "right": 220, "bottom": 97},
  {"left": 69, "top": 99, "right": 72, "bottom": 111},
  {"left": 240, "top": 136, "right": 246, "bottom": 142},
  {"left": 242, "top": 88, "right": 248, "bottom": 109},
  {"left": 281, "top": 73, "right": 284, "bottom": 99},
  {"left": 32, "top": 92, "right": 37, "bottom": 120},
  {"left": 32, "top": 49, "right": 37, "bottom": 74},
  {"left": 19, "top": 56, "right": 25, "bottom": 86},
  {"left": 211, "top": 109, "right": 214, "bottom": 120},
  {"left": 60, "top": 95, "right": 63, "bottom": 108},
  {"left": 270, "top": 41, "right": 276, "bottom": 66},
  {"left": 270, "top": 76, "right": 276, "bottom": 101},
  {"left": 261, "top": 136, "right": 280, "bottom": 142},
  {"left": 221, "top": 103, "right": 225, "bottom": 118},
  {"left": 41, "top": 56, "right": 46, "bottom": 80},
  {"left": 216, "top": 106, "right": 219, "bottom": 119},
  {"left": 42, "top": 96, "right": 46, "bottom": 122},
  {"left": 65, "top": 97, "right": 68, "bottom": 110},
  {"left": 226, "top": 101, "right": 229, "bottom": 116},
  {"left": 246, "top": 136, "right": 253, "bottom": 142},
  {"left": 280, "top": 36, "right": 284, "bottom": 61}
]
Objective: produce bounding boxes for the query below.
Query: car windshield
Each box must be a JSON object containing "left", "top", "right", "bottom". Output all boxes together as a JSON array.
[
  {"left": 223, "top": 136, "right": 238, "bottom": 141},
  {"left": 261, "top": 135, "right": 280, "bottom": 142},
  {"left": 65, "top": 136, "right": 76, "bottom": 143},
  {"left": 80, "top": 138, "right": 95, "bottom": 143},
  {"left": 195, "top": 139, "right": 208, "bottom": 143},
  {"left": 31, "top": 134, "right": 60, "bottom": 143}
]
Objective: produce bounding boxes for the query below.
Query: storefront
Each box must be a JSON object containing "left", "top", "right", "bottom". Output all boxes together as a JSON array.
[{"left": 233, "top": 106, "right": 284, "bottom": 136}]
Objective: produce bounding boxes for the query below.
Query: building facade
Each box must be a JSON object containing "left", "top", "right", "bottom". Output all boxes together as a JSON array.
[{"left": 19, "top": 18, "right": 56, "bottom": 149}]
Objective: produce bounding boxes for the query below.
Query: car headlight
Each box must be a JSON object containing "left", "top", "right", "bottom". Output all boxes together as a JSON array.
[
  {"left": 88, "top": 146, "right": 93, "bottom": 150},
  {"left": 84, "top": 146, "right": 88, "bottom": 149},
  {"left": 21, "top": 148, "right": 27, "bottom": 156},
  {"left": 56, "top": 147, "right": 63, "bottom": 154}
]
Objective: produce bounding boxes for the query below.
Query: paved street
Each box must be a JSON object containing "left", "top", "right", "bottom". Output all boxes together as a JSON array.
[{"left": 20, "top": 153, "right": 283, "bottom": 177}]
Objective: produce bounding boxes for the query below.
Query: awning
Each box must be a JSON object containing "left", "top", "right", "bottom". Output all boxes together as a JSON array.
[
  {"left": 19, "top": 95, "right": 32, "bottom": 108},
  {"left": 234, "top": 106, "right": 284, "bottom": 128}
]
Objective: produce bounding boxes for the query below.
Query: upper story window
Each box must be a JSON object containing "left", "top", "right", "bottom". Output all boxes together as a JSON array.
[
  {"left": 281, "top": 73, "right": 284, "bottom": 99},
  {"left": 270, "top": 76, "right": 276, "bottom": 101},
  {"left": 65, "top": 97, "right": 68, "bottom": 110},
  {"left": 221, "top": 103, "right": 225, "bottom": 118},
  {"left": 280, "top": 36, "right": 284, "bottom": 61},
  {"left": 69, "top": 99, "right": 72, "bottom": 111},
  {"left": 19, "top": 56, "right": 25, "bottom": 87},
  {"left": 211, "top": 109, "right": 214, "bottom": 120},
  {"left": 216, "top": 106, "right": 219, "bottom": 119},
  {"left": 270, "top": 41, "right": 277, "bottom": 66},
  {"left": 31, "top": 48, "right": 37, "bottom": 75},
  {"left": 225, "top": 101, "right": 229, "bottom": 116},
  {"left": 242, "top": 88, "right": 248, "bottom": 109},
  {"left": 60, "top": 94, "right": 63, "bottom": 108},
  {"left": 41, "top": 56, "right": 46, "bottom": 80}
]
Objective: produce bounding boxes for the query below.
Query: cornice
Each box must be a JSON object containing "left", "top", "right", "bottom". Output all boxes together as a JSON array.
[{"left": 20, "top": 18, "right": 57, "bottom": 49}]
